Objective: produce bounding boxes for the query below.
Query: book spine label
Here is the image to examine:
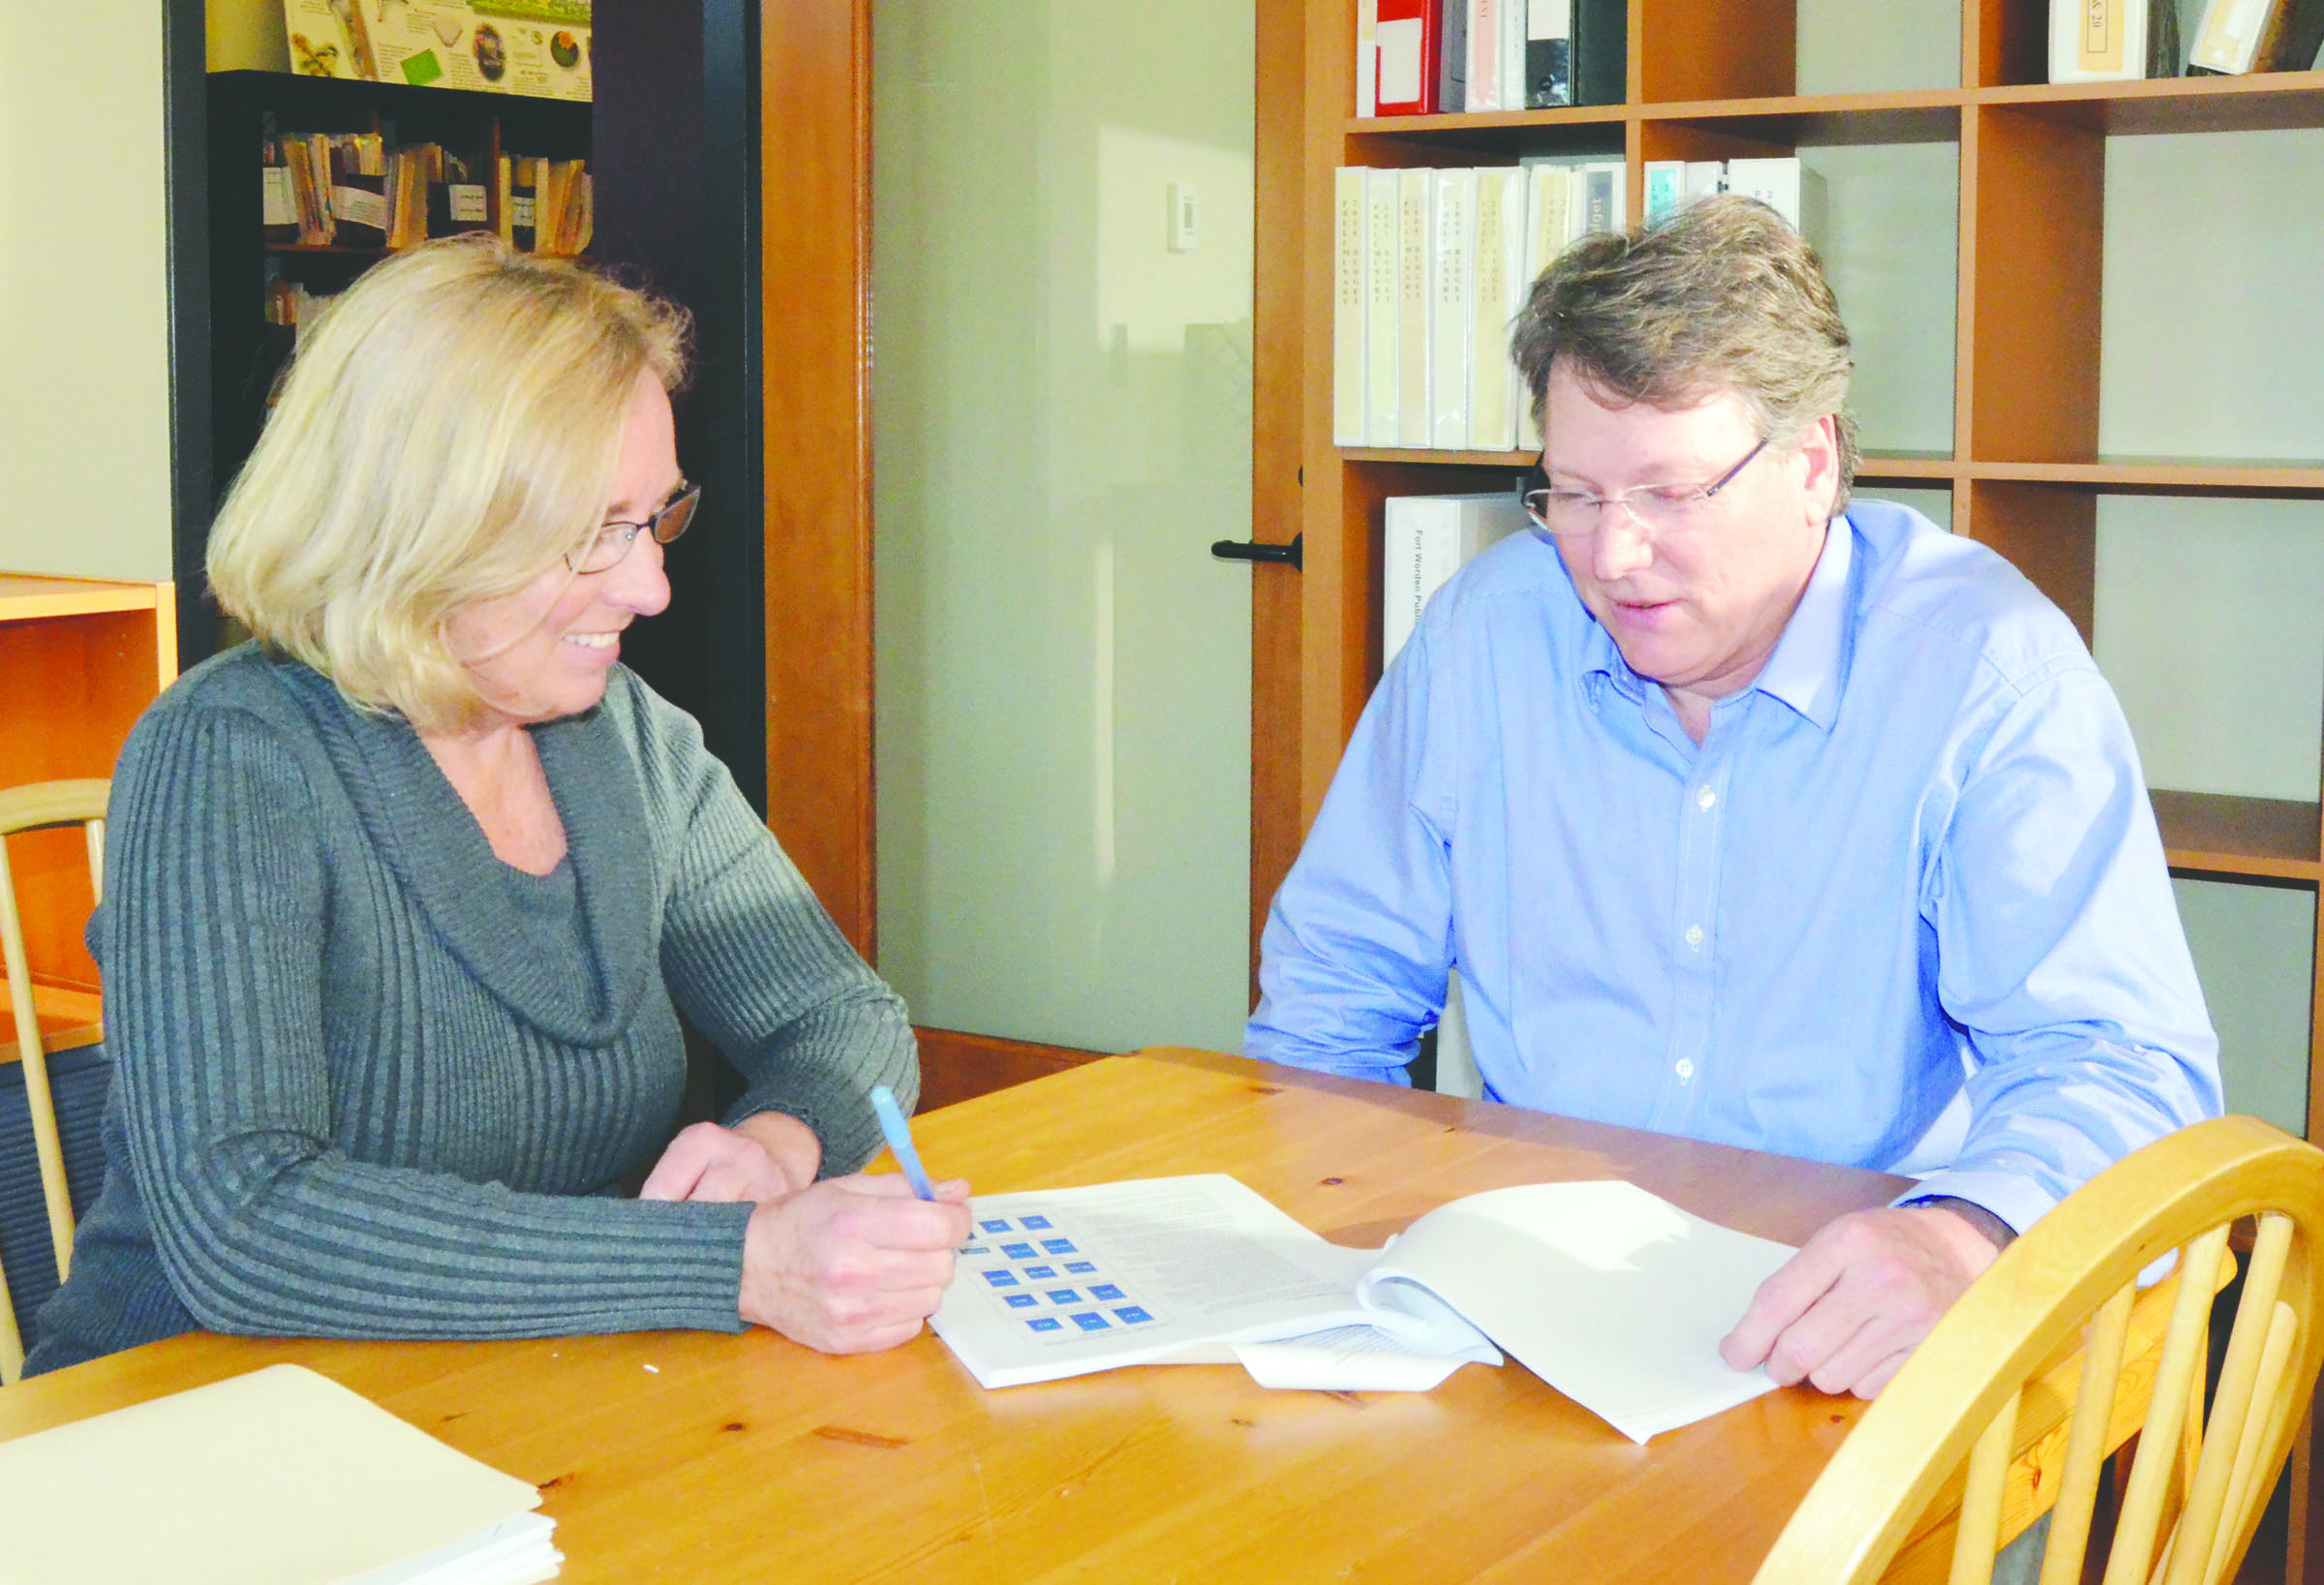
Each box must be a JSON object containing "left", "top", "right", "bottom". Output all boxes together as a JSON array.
[
  {"left": 2189, "top": 0, "right": 2273, "bottom": 71},
  {"left": 333, "top": 184, "right": 389, "bottom": 232},
  {"left": 261, "top": 167, "right": 296, "bottom": 228},
  {"left": 1334, "top": 168, "right": 1369, "bottom": 446}
]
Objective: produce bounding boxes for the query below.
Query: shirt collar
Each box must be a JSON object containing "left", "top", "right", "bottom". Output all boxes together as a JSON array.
[
  {"left": 1575, "top": 514, "right": 1854, "bottom": 731},
  {"left": 1751, "top": 514, "right": 1852, "bottom": 733}
]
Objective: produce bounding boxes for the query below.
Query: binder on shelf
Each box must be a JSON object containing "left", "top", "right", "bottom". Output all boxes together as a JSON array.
[
  {"left": 1724, "top": 157, "right": 1827, "bottom": 241},
  {"left": 1334, "top": 168, "right": 1370, "bottom": 445},
  {"left": 1375, "top": 0, "right": 1441, "bottom": 115},
  {"left": 1383, "top": 491, "right": 1530, "bottom": 664},
  {"left": 1575, "top": 160, "right": 1624, "bottom": 236},
  {"left": 1356, "top": 0, "right": 1380, "bottom": 115},
  {"left": 1525, "top": 0, "right": 1574, "bottom": 107},
  {"left": 1573, "top": 0, "right": 1627, "bottom": 105},
  {"left": 2189, "top": 0, "right": 2324, "bottom": 72},
  {"left": 1363, "top": 168, "right": 1402, "bottom": 446},
  {"left": 1439, "top": 0, "right": 1471, "bottom": 111},
  {"left": 1643, "top": 160, "right": 1685, "bottom": 225},
  {"left": 1465, "top": 0, "right": 1500, "bottom": 112},
  {"left": 1685, "top": 160, "right": 1726, "bottom": 202},
  {"left": 1501, "top": 0, "right": 1527, "bottom": 115},
  {"left": 1468, "top": 166, "right": 1529, "bottom": 453},
  {"left": 1429, "top": 168, "right": 1477, "bottom": 449},
  {"left": 1396, "top": 168, "right": 1434, "bottom": 448}
]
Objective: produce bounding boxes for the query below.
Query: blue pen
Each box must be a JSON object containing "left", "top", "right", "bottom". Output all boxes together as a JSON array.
[{"left": 869, "top": 1084, "right": 936, "bottom": 1201}]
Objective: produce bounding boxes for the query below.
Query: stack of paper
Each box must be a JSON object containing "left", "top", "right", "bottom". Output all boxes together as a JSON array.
[{"left": 0, "top": 1363, "right": 558, "bottom": 1583}]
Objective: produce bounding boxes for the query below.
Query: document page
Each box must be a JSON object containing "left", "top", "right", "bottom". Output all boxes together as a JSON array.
[
  {"left": 1360, "top": 1179, "right": 1795, "bottom": 1442},
  {"left": 931, "top": 1174, "right": 1487, "bottom": 1388}
]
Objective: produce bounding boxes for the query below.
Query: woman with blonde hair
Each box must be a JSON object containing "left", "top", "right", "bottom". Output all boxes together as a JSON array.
[{"left": 29, "top": 235, "right": 967, "bottom": 1372}]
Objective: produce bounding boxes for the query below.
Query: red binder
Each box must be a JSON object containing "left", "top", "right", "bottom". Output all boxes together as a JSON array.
[{"left": 1374, "top": 0, "right": 1441, "bottom": 116}]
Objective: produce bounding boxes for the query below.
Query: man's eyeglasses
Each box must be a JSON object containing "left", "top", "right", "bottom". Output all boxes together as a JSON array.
[
  {"left": 567, "top": 482, "right": 702, "bottom": 573},
  {"left": 1522, "top": 438, "right": 1767, "bottom": 538}
]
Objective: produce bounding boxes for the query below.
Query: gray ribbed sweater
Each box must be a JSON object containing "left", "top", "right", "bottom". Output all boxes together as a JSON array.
[{"left": 28, "top": 647, "right": 915, "bottom": 1371}]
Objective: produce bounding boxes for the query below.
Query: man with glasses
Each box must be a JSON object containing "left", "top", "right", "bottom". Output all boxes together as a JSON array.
[{"left": 1247, "top": 197, "right": 2218, "bottom": 1399}]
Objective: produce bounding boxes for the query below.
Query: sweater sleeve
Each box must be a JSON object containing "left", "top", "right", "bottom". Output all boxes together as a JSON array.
[
  {"left": 615, "top": 675, "right": 918, "bottom": 1174},
  {"left": 102, "top": 699, "right": 755, "bottom": 1341}
]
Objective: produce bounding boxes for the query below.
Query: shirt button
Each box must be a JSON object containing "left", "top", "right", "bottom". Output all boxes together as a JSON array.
[
  {"left": 1696, "top": 786, "right": 1717, "bottom": 811},
  {"left": 1675, "top": 1059, "right": 1696, "bottom": 1080},
  {"left": 1684, "top": 925, "right": 1704, "bottom": 948}
]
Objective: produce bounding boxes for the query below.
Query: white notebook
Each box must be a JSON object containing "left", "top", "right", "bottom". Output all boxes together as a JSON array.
[{"left": 0, "top": 1363, "right": 558, "bottom": 1585}]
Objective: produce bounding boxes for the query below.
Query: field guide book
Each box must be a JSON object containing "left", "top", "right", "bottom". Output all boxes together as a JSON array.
[{"left": 930, "top": 1174, "right": 1798, "bottom": 1443}]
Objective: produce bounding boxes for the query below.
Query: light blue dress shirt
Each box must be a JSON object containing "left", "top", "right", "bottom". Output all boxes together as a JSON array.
[{"left": 1248, "top": 500, "right": 2221, "bottom": 1233}]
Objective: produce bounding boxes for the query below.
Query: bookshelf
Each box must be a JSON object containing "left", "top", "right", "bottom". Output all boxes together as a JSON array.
[
  {"left": 1253, "top": 3, "right": 2324, "bottom": 1567},
  {"left": 203, "top": 71, "right": 590, "bottom": 519},
  {"left": 0, "top": 575, "right": 176, "bottom": 1064}
]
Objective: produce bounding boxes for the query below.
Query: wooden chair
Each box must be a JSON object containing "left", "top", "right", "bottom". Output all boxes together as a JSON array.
[
  {"left": 1754, "top": 1114, "right": 2324, "bottom": 1585},
  {"left": 0, "top": 778, "right": 108, "bottom": 1383}
]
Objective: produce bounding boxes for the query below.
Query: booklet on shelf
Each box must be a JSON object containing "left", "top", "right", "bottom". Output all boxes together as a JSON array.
[{"left": 930, "top": 1173, "right": 1797, "bottom": 1444}]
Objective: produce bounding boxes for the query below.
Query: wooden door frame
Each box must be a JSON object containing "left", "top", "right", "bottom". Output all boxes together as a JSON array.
[{"left": 760, "top": 0, "right": 877, "bottom": 960}]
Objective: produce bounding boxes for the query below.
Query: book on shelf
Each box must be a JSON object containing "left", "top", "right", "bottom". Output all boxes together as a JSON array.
[
  {"left": 329, "top": 132, "right": 390, "bottom": 249},
  {"left": 1335, "top": 158, "right": 1621, "bottom": 453},
  {"left": 1573, "top": 0, "right": 1626, "bottom": 105},
  {"left": 2048, "top": 0, "right": 2186, "bottom": 80},
  {"left": 929, "top": 1173, "right": 1795, "bottom": 1444},
  {"left": 1333, "top": 167, "right": 1368, "bottom": 445},
  {"left": 1525, "top": 0, "right": 1574, "bottom": 107},
  {"left": 1396, "top": 168, "right": 1434, "bottom": 447},
  {"left": 1429, "top": 168, "right": 1477, "bottom": 448},
  {"left": 1383, "top": 490, "right": 1529, "bottom": 663},
  {"left": 1640, "top": 157, "right": 1824, "bottom": 239},
  {"left": 1468, "top": 166, "right": 1529, "bottom": 452},
  {"left": 0, "top": 1362, "right": 560, "bottom": 1583},
  {"left": 260, "top": 138, "right": 301, "bottom": 245},
  {"left": 2188, "top": 0, "right": 2324, "bottom": 73},
  {"left": 1438, "top": 0, "right": 1471, "bottom": 110},
  {"left": 1363, "top": 168, "right": 1402, "bottom": 445},
  {"left": 1374, "top": 0, "right": 1442, "bottom": 114}
]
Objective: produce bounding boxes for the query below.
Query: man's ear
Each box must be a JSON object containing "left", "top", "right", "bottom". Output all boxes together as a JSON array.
[{"left": 1796, "top": 412, "right": 1843, "bottom": 526}]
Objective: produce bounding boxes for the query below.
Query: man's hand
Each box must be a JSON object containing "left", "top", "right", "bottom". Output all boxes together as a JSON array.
[
  {"left": 739, "top": 1173, "right": 974, "bottom": 1353},
  {"left": 638, "top": 1113, "right": 823, "bottom": 1204},
  {"left": 1718, "top": 1202, "right": 2010, "bottom": 1398}
]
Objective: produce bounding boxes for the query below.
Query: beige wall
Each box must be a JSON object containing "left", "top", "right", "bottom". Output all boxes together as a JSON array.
[{"left": 0, "top": 1, "right": 175, "bottom": 581}]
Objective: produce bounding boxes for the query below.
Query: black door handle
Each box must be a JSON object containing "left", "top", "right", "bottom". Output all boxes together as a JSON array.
[{"left": 1210, "top": 533, "right": 1301, "bottom": 571}]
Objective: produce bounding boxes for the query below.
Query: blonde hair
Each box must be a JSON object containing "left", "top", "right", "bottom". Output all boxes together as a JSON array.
[
  {"left": 207, "top": 234, "right": 690, "bottom": 730},
  {"left": 1511, "top": 196, "right": 1858, "bottom": 510}
]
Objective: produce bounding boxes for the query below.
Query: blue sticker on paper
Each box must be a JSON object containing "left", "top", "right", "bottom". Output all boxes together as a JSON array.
[
  {"left": 979, "top": 1219, "right": 1012, "bottom": 1234},
  {"left": 1040, "top": 1238, "right": 1077, "bottom": 1255},
  {"left": 1027, "top": 1316, "right": 1063, "bottom": 1333},
  {"left": 981, "top": 1270, "right": 1019, "bottom": 1289},
  {"left": 1113, "top": 1306, "right": 1153, "bottom": 1324},
  {"left": 1045, "top": 1289, "right": 1082, "bottom": 1305},
  {"left": 1022, "top": 1265, "right": 1056, "bottom": 1280},
  {"left": 1070, "top": 1311, "right": 1112, "bottom": 1331},
  {"left": 1000, "top": 1242, "right": 1037, "bottom": 1260},
  {"left": 1020, "top": 1214, "right": 1053, "bottom": 1230},
  {"left": 1004, "top": 1293, "right": 1038, "bottom": 1309},
  {"left": 1089, "top": 1283, "right": 1124, "bottom": 1301},
  {"left": 1064, "top": 1261, "right": 1097, "bottom": 1274}
]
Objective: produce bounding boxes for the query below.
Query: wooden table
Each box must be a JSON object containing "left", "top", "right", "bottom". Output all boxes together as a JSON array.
[{"left": 0, "top": 1050, "right": 2119, "bottom": 1582}]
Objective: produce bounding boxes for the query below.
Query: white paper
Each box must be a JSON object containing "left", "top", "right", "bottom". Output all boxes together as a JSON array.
[{"left": 1358, "top": 1179, "right": 1794, "bottom": 1442}]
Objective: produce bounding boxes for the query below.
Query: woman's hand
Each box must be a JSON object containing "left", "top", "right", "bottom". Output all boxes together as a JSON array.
[
  {"left": 739, "top": 1174, "right": 974, "bottom": 1353},
  {"left": 639, "top": 1113, "right": 823, "bottom": 1204}
]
